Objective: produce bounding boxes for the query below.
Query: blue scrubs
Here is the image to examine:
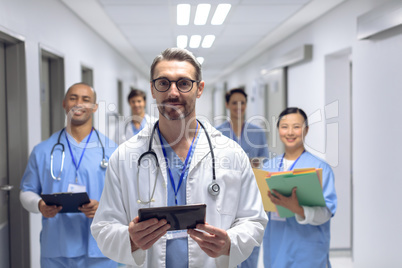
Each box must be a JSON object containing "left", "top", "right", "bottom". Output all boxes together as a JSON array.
[
  {"left": 216, "top": 120, "right": 269, "bottom": 267},
  {"left": 20, "top": 129, "right": 117, "bottom": 266},
  {"left": 130, "top": 117, "right": 147, "bottom": 136},
  {"left": 159, "top": 130, "right": 200, "bottom": 268},
  {"left": 216, "top": 121, "right": 269, "bottom": 159},
  {"left": 262, "top": 151, "right": 337, "bottom": 268}
]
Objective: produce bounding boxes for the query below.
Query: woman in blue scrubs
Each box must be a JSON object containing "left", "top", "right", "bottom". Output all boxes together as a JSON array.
[
  {"left": 216, "top": 88, "right": 269, "bottom": 268},
  {"left": 216, "top": 88, "right": 269, "bottom": 168},
  {"left": 262, "top": 107, "right": 337, "bottom": 268}
]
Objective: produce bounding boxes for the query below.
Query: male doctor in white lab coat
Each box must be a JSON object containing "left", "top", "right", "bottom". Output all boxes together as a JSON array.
[{"left": 91, "top": 47, "right": 268, "bottom": 268}]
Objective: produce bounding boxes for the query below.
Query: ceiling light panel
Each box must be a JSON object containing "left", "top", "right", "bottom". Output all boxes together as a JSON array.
[
  {"left": 177, "top": 4, "right": 191, "bottom": 25},
  {"left": 189, "top": 35, "right": 202, "bottom": 48},
  {"left": 197, "top": 57, "right": 204, "bottom": 65},
  {"left": 202, "top": 35, "right": 215, "bottom": 48},
  {"left": 194, "top": 4, "right": 211, "bottom": 25},
  {"left": 211, "top": 4, "right": 231, "bottom": 25}
]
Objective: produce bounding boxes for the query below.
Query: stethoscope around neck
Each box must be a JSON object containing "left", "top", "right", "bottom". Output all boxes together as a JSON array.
[
  {"left": 50, "top": 128, "right": 108, "bottom": 180},
  {"left": 136, "top": 119, "right": 220, "bottom": 204}
]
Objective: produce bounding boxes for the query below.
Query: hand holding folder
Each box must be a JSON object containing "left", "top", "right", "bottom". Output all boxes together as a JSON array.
[{"left": 253, "top": 168, "right": 325, "bottom": 217}]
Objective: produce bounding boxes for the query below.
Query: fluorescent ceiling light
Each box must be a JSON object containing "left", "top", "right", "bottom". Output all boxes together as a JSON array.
[
  {"left": 189, "top": 35, "right": 201, "bottom": 48},
  {"left": 211, "top": 4, "right": 231, "bottom": 25},
  {"left": 197, "top": 57, "right": 204, "bottom": 65},
  {"left": 202, "top": 35, "right": 215, "bottom": 48},
  {"left": 177, "top": 35, "right": 188, "bottom": 48},
  {"left": 177, "top": 4, "right": 190, "bottom": 25},
  {"left": 194, "top": 4, "right": 211, "bottom": 25}
]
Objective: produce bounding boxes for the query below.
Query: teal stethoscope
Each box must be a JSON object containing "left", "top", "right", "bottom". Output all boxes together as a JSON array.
[
  {"left": 50, "top": 128, "right": 108, "bottom": 180},
  {"left": 136, "top": 120, "right": 219, "bottom": 204}
]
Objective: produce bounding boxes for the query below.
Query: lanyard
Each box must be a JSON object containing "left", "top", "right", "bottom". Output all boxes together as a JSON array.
[
  {"left": 157, "top": 122, "right": 199, "bottom": 205},
  {"left": 278, "top": 150, "right": 305, "bottom": 171},
  {"left": 65, "top": 128, "right": 94, "bottom": 172}
]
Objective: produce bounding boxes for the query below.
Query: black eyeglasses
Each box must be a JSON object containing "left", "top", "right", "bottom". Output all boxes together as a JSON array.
[{"left": 152, "top": 78, "right": 199, "bottom": 93}]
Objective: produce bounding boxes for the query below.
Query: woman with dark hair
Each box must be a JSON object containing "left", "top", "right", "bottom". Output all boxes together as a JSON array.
[
  {"left": 216, "top": 88, "right": 269, "bottom": 168},
  {"left": 215, "top": 88, "right": 269, "bottom": 268},
  {"left": 262, "top": 107, "right": 337, "bottom": 268}
]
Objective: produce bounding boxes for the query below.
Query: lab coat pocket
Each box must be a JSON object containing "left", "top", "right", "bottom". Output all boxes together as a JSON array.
[{"left": 215, "top": 169, "right": 241, "bottom": 215}]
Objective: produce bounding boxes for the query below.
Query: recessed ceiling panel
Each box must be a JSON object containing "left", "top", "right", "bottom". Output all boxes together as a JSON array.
[{"left": 64, "top": 0, "right": 345, "bottom": 81}]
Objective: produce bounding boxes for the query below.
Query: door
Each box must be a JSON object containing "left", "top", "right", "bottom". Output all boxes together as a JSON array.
[
  {"left": 262, "top": 68, "right": 287, "bottom": 158},
  {"left": 325, "top": 49, "right": 352, "bottom": 250},
  {"left": 0, "top": 41, "right": 10, "bottom": 268},
  {"left": 40, "top": 49, "right": 65, "bottom": 140},
  {"left": 81, "top": 65, "right": 93, "bottom": 86}
]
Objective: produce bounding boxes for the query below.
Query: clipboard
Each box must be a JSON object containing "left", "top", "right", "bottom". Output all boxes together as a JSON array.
[
  {"left": 138, "top": 204, "right": 206, "bottom": 231},
  {"left": 41, "top": 192, "right": 90, "bottom": 213}
]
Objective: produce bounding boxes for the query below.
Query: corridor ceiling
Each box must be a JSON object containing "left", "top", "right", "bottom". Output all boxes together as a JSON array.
[{"left": 62, "top": 0, "right": 345, "bottom": 82}]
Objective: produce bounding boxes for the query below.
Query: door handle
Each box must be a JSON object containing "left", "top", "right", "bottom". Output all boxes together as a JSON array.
[{"left": 0, "top": 185, "right": 13, "bottom": 191}]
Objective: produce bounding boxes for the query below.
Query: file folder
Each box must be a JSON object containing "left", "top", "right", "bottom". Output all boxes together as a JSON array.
[{"left": 253, "top": 168, "right": 325, "bottom": 217}]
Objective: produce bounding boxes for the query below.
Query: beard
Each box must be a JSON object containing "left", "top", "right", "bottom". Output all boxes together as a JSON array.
[{"left": 158, "top": 97, "right": 194, "bottom": 120}]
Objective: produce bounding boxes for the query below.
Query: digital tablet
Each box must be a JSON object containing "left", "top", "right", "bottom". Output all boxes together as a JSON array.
[
  {"left": 138, "top": 204, "right": 206, "bottom": 231},
  {"left": 41, "top": 192, "right": 90, "bottom": 213}
]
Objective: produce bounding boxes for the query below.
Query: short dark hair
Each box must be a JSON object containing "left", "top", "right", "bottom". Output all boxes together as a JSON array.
[
  {"left": 225, "top": 88, "right": 248, "bottom": 103},
  {"left": 127, "top": 88, "right": 146, "bottom": 102},
  {"left": 277, "top": 107, "right": 308, "bottom": 128},
  {"left": 150, "top": 48, "right": 202, "bottom": 81}
]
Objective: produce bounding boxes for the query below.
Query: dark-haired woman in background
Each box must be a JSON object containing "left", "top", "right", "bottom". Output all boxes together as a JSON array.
[
  {"left": 216, "top": 88, "right": 268, "bottom": 268},
  {"left": 216, "top": 88, "right": 269, "bottom": 268},
  {"left": 262, "top": 107, "right": 337, "bottom": 268},
  {"left": 216, "top": 88, "right": 269, "bottom": 168}
]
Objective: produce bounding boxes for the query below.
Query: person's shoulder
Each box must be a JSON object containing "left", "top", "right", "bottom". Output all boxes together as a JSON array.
[
  {"left": 215, "top": 120, "right": 229, "bottom": 130},
  {"left": 32, "top": 130, "right": 63, "bottom": 151},
  {"left": 146, "top": 114, "right": 158, "bottom": 124},
  {"left": 95, "top": 130, "right": 118, "bottom": 147},
  {"left": 118, "top": 123, "right": 153, "bottom": 154},
  {"left": 207, "top": 122, "right": 245, "bottom": 153},
  {"left": 262, "top": 155, "right": 282, "bottom": 172},
  {"left": 244, "top": 122, "right": 264, "bottom": 130},
  {"left": 303, "top": 151, "right": 331, "bottom": 169}
]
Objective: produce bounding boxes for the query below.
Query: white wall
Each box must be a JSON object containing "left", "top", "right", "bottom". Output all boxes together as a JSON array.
[
  {"left": 353, "top": 19, "right": 402, "bottom": 267},
  {"left": 215, "top": 0, "right": 402, "bottom": 266},
  {"left": 0, "top": 0, "right": 148, "bottom": 267}
]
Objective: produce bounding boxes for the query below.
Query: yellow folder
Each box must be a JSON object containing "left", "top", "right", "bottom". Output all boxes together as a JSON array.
[{"left": 253, "top": 168, "right": 276, "bottom": 212}]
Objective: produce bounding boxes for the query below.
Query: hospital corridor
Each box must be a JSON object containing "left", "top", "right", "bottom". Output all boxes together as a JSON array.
[{"left": 1, "top": 0, "right": 401, "bottom": 267}]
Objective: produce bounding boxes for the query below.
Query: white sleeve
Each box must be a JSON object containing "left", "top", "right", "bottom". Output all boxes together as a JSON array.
[
  {"left": 19, "top": 190, "right": 41, "bottom": 213},
  {"left": 295, "top": 206, "right": 332, "bottom": 225},
  {"left": 223, "top": 157, "right": 268, "bottom": 268},
  {"left": 91, "top": 154, "right": 145, "bottom": 266}
]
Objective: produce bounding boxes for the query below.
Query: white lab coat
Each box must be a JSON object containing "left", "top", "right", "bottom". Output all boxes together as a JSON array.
[
  {"left": 117, "top": 114, "right": 158, "bottom": 144},
  {"left": 91, "top": 121, "right": 268, "bottom": 268}
]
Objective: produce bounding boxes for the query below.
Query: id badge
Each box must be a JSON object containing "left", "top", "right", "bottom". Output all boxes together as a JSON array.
[
  {"left": 67, "top": 183, "right": 86, "bottom": 193},
  {"left": 270, "top": 212, "right": 286, "bottom": 222},
  {"left": 166, "top": 230, "right": 188, "bottom": 240}
]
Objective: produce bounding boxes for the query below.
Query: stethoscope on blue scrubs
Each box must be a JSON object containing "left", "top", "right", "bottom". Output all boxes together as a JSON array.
[
  {"left": 136, "top": 120, "right": 220, "bottom": 204},
  {"left": 50, "top": 128, "right": 108, "bottom": 180}
]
